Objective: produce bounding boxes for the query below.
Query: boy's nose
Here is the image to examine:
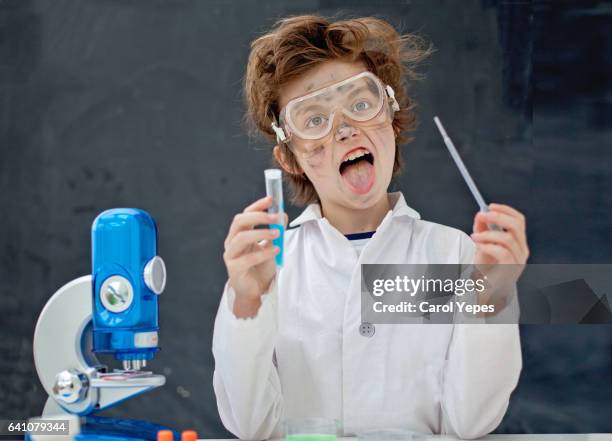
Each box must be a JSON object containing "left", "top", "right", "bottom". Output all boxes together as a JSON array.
[{"left": 335, "top": 122, "right": 360, "bottom": 142}]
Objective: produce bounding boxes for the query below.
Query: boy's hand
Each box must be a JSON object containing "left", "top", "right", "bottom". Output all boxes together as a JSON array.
[
  {"left": 470, "top": 204, "right": 529, "bottom": 312},
  {"left": 223, "top": 196, "right": 287, "bottom": 318},
  {"left": 471, "top": 203, "right": 529, "bottom": 266}
]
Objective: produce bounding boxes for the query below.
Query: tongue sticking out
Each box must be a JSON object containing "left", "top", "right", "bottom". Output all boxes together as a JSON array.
[{"left": 341, "top": 159, "right": 374, "bottom": 194}]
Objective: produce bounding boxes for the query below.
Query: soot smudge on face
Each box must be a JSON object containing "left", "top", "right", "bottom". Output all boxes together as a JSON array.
[{"left": 304, "top": 147, "right": 326, "bottom": 169}]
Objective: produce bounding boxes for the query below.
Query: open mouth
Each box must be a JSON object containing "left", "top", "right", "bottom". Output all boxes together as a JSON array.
[
  {"left": 339, "top": 147, "right": 375, "bottom": 194},
  {"left": 339, "top": 147, "right": 374, "bottom": 173}
]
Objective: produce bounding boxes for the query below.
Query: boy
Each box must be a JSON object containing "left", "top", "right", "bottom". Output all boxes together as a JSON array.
[{"left": 213, "top": 15, "right": 529, "bottom": 440}]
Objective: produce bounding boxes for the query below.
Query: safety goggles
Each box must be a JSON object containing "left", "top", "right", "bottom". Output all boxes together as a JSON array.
[{"left": 271, "top": 71, "right": 400, "bottom": 146}]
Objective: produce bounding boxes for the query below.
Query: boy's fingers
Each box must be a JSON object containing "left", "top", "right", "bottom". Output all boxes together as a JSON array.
[
  {"left": 475, "top": 243, "right": 514, "bottom": 263},
  {"left": 475, "top": 211, "right": 525, "bottom": 244},
  {"left": 488, "top": 203, "right": 526, "bottom": 225},
  {"left": 471, "top": 230, "right": 522, "bottom": 263},
  {"left": 231, "top": 246, "right": 279, "bottom": 271},
  {"left": 489, "top": 210, "right": 526, "bottom": 243},
  {"left": 474, "top": 211, "right": 502, "bottom": 234},
  {"left": 225, "top": 228, "right": 279, "bottom": 259},
  {"left": 257, "top": 239, "right": 274, "bottom": 249},
  {"left": 244, "top": 196, "right": 273, "bottom": 213},
  {"left": 227, "top": 211, "right": 278, "bottom": 242},
  {"left": 473, "top": 213, "right": 490, "bottom": 234}
]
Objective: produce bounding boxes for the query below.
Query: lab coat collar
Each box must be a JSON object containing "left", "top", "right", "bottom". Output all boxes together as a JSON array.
[{"left": 288, "top": 192, "right": 421, "bottom": 228}]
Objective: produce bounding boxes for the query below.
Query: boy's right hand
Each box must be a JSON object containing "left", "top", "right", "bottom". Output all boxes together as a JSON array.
[{"left": 223, "top": 196, "right": 285, "bottom": 318}]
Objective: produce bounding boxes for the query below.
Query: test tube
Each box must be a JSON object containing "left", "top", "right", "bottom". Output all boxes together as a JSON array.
[
  {"left": 433, "top": 116, "right": 501, "bottom": 231},
  {"left": 265, "top": 169, "right": 285, "bottom": 267}
]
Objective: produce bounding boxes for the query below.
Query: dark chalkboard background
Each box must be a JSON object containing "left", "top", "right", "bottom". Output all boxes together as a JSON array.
[{"left": 1, "top": 0, "right": 611, "bottom": 436}]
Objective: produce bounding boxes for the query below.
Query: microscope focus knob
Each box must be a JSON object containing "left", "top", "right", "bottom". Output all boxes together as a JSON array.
[
  {"left": 144, "top": 256, "right": 166, "bottom": 295},
  {"left": 52, "top": 369, "right": 89, "bottom": 404}
]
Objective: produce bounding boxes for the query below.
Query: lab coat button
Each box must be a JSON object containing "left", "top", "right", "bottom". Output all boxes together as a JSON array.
[{"left": 359, "top": 322, "right": 375, "bottom": 337}]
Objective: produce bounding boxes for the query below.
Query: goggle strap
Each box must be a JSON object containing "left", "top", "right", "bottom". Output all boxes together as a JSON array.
[
  {"left": 271, "top": 121, "right": 287, "bottom": 143},
  {"left": 385, "top": 85, "right": 400, "bottom": 112}
]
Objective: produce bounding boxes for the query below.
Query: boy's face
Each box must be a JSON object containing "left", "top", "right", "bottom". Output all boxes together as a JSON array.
[{"left": 277, "top": 60, "right": 396, "bottom": 212}]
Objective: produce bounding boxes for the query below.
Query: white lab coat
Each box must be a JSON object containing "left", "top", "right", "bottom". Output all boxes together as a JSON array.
[{"left": 212, "top": 192, "right": 521, "bottom": 440}]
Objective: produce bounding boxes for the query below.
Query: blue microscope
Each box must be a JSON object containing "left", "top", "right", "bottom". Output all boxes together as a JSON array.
[{"left": 29, "top": 209, "right": 174, "bottom": 441}]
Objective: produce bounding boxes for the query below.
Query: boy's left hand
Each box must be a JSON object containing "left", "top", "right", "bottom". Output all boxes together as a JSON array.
[
  {"left": 470, "top": 204, "right": 529, "bottom": 312},
  {"left": 471, "top": 203, "right": 529, "bottom": 266}
]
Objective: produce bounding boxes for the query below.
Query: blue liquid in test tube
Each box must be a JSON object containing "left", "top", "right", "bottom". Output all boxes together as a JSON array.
[{"left": 265, "top": 169, "right": 285, "bottom": 267}]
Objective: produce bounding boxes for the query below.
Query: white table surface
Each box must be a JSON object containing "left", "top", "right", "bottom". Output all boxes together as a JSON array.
[{"left": 199, "top": 436, "right": 611, "bottom": 441}]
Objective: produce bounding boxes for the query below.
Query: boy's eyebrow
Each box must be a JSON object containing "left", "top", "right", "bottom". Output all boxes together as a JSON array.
[
  {"left": 297, "top": 83, "right": 358, "bottom": 106},
  {"left": 292, "top": 93, "right": 333, "bottom": 112},
  {"left": 346, "top": 85, "right": 372, "bottom": 100},
  {"left": 293, "top": 102, "right": 326, "bottom": 117},
  {"left": 336, "top": 83, "right": 355, "bottom": 93},
  {"left": 304, "top": 80, "right": 355, "bottom": 94}
]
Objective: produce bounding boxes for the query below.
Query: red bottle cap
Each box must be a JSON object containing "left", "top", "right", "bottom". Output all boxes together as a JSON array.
[
  {"left": 157, "top": 430, "right": 173, "bottom": 441},
  {"left": 181, "top": 430, "right": 198, "bottom": 441}
]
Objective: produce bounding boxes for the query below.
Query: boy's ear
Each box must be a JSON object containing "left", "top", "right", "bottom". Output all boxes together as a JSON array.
[{"left": 273, "top": 144, "right": 304, "bottom": 175}]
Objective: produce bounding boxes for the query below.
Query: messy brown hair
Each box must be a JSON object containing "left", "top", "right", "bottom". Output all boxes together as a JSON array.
[{"left": 245, "top": 15, "right": 432, "bottom": 206}]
